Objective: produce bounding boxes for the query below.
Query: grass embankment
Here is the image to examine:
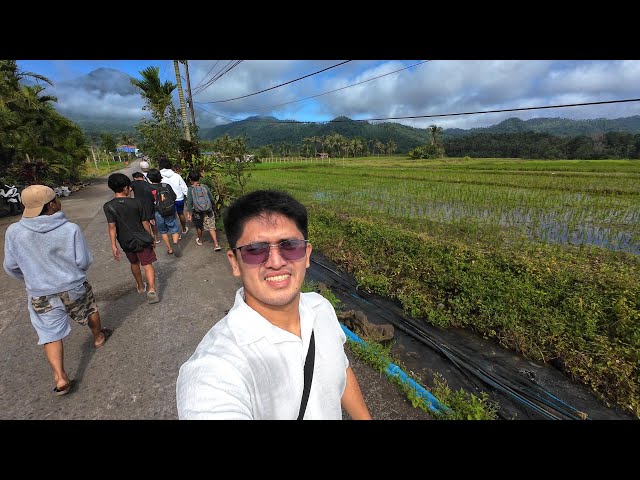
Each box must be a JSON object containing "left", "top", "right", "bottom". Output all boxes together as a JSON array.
[
  {"left": 249, "top": 157, "right": 640, "bottom": 417},
  {"left": 82, "top": 160, "right": 130, "bottom": 181},
  {"left": 303, "top": 281, "right": 499, "bottom": 420}
]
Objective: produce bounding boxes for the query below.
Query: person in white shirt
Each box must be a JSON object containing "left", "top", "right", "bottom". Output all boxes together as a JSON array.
[
  {"left": 139, "top": 159, "right": 151, "bottom": 182},
  {"left": 176, "top": 189, "right": 372, "bottom": 420},
  {"left": 158, "top": 156, "right": 189, "bottom": 235}
]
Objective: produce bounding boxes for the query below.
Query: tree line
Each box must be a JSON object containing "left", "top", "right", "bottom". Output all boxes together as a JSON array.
[
  {"left": 442, "top": 131, "right": 640, "bottom": 159},
  {"left": 0, "top": 60, "right": 89, "bottom": 186}
]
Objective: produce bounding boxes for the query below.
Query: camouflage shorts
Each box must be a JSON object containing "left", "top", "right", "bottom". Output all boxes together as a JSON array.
[{"left": 30, "top": 281, "right": 98, "bottom": 327}]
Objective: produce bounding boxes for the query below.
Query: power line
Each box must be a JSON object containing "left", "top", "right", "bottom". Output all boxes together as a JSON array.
[
  {"left": 236, "top": 60, "right": 430, "bottom": 113},
  {"left": 358, "top": 98, "right": 640, "bottom": 122},
  {"left": 194, "top": 104, "right": 241, "bottom": 122},
  {"left": 201, "top": 97, "right": 640, "bottom": 125},
  {"left": 199, "top": 60, "right": 352, "bottom": 104},
  {"left": 192, "top": 60, "right": 220, "bottom": 90},
  {"left": 192, "top": 60, "right": 243, "bottom": 97}
]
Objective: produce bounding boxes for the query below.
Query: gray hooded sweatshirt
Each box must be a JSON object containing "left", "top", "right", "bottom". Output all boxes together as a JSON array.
[{"left": 3, "top": 211, "right": 93, "bottom": 296}]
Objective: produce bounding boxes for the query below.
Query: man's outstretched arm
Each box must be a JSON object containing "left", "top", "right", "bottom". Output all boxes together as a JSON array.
[{"left": 341, "top": 366, "right": 373, "bottom": 420}]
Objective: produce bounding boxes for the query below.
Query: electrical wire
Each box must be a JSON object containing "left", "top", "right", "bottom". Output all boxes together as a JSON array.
[
  {"left": 198, "top": 60, "right": 352, "bottom": 104},
  {"left": 309, "top": 256, "right": 588, "bottom": 420},
  {"left": 233, "top": 60, "right": 430, "bottom": 113}
]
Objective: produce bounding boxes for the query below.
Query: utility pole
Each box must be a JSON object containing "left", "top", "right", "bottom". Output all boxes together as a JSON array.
[
  {"left": 173, "top": 60, "right": 191, "bottom": 141},
  {"left": 90, "top": 146, "right": 98, "bottom": 170},
  {"left": 182, "top": 60, "right": 197, "bottom": 130}
]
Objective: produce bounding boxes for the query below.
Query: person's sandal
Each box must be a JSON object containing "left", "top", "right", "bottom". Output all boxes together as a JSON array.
[
  {"left": 53, "top": 380, "right": 75, "bottom": 396},
  {"left": 94, "top": 328, "right": 113, "bottom": 348},
  {"left": 214, "top": 245, "right": 221, "bottom": 251},
  {"left": 147, "top": 291, "right": 159, "bottom": 304},
  {"left": 196, "top": 238, "right": 203, "bottom": 246}
]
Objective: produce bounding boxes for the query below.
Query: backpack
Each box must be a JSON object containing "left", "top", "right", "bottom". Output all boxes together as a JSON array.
[
  {"left": 154, "top": 182, "right": 176, "bottom": 217},
  {"left": 191, "top": 185, "right": 212, "bottom": 212}
]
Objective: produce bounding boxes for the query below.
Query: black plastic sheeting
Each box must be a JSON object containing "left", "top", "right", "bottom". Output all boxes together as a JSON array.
[{"left": 307, "top": 251, "right": 635, "bottom": 420}]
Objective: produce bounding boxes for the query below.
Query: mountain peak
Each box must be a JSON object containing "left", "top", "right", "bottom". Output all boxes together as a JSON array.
[{"left": 58, "top": 68, "right": 138, "bottom": 97}]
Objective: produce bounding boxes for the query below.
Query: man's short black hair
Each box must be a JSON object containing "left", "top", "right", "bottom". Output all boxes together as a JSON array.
[
  {"left": 107, "top": 173, "right": 131, "bottom": 193},
  {"left": 223, "top": 189, "right": 308, "bottom": 249},
  {"left": 147, "top": 168, "right": 162, "bottom": 183},
  {"left": 132, "top": 171, "right": 145, "bottom": 179},
  {"left": 158, "top": 156, "right": 172, "bottom": 170},
  {"left": 188, "top": 171, "right": 201, "bottom": 183}
]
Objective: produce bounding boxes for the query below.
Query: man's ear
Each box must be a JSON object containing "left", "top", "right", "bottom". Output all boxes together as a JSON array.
[
  {"left": 227, "top": 250, "right": 241, "bottom": 277},
  {"left": 305, "top": 242, "right": 312, "bottom": 268}
]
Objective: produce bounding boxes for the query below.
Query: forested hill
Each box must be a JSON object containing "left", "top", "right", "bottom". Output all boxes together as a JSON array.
[
  {"left": 200, "top": 116, "right": 427, "bottom": 152},
  {"left": 69, "top": 114, "right": 640, "bottom": 151},
  {"left": 200, "top": 115, "right": 640, "bottom": 152},
  {"left": 445, "top": 116, "right": 640, "bottom": 137}
]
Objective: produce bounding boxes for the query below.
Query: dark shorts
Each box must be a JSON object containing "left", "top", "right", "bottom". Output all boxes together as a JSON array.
[
  {"left": 192, "top": 210, "right": 215, "bottom": 230},
  {"left": 175, "top": 199, "right": 185, "bottom": 214},
  {"left": 125, "top": 245, "right": 157, "bottom": 265}
]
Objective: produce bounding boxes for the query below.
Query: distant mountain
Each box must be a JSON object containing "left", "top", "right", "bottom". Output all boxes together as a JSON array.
[
  {"left": 201, "top": 115, "right": 428, "bottom": 152},
  {"left": 201, "top": 115, "right": 640, "bottom": 152},
  {"left": 57, "top": 68, "right": 139, "bottom": 97},
  {"left": 444, "top": 116, "right": 640, "bottom": 137},
  {"left": 67, "top": 115, "right": 139, "bottom": 143}
]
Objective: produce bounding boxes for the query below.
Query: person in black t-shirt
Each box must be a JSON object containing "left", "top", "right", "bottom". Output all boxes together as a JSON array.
[
  {"left": 130, "top": 171, "right": 159, "bottom": 244},
  {"left": 103, "top": 173, "right": 159, "bottom": 304}
]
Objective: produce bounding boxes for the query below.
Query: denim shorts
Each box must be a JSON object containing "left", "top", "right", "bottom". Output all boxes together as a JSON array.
[
  {"left": 27, "top": 281, "right": 98, "bottom": 345},
  {"left": 155, "top": 211, "right": 180, "bottom": 234}
]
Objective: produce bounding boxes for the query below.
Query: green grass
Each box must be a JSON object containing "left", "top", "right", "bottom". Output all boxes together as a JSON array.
[
  {"left": 82, "top": 159, "right": 130, "bottom": 180},
  {"left": 251, "top": 157, "right": 640, "bottom": 418},
  {"left": 303, "top": 281, "right": 499, "bottom": 420}
]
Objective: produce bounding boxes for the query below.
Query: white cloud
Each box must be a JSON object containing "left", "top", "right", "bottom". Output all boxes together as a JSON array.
[{"left": 21, "top": 59, "right": 640, "bottom": 130}]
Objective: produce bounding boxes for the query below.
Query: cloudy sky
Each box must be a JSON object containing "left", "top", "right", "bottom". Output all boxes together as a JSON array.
[{"left": 15, "top": 59, "right": 640, "bottom": 130}]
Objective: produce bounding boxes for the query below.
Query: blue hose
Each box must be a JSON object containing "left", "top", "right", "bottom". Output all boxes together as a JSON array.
[{"left": 341, "top": 323, "right": 449, "bottom": 416}]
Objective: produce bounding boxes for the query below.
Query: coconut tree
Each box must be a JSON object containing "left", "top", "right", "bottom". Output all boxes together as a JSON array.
[
  {"left": 429, "top": 124, "right": 443, "bottom": 146},
  {"left": 130, "top": 66, "right": 176, "bottom": 121}
]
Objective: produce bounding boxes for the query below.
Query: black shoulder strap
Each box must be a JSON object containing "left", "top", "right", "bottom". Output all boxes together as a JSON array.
[
  {"left": 108, "top": 201, "right": 136, "bottom": 235},
  {"left": 297, "top": 330, "right": 315, "bottom": 420}
]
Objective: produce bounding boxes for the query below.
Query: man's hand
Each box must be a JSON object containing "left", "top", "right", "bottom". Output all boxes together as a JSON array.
[
  {"left": 186, "top": 212, "right": 192, "bottom": 221},
  {"left": 112, "top": 245, "right": 121, "bottom": 261}
]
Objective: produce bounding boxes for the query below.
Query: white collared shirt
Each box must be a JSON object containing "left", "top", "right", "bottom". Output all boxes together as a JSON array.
[{"left": 176, "top": 288, "right": 349, "bottom": 419}]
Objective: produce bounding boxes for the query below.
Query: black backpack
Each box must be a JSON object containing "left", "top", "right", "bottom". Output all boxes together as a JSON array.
[{"left": 155, "top": 183, "right": 176, "bottom": 217}]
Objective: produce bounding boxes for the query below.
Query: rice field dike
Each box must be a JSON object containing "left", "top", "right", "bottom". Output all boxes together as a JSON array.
[{"left": 246, "top": 156, "right": 640, "bottom": 418}]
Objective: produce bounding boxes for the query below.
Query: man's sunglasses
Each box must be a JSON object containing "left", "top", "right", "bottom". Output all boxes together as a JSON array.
[{"left": 232, "top": 239, "right": 310, "bottom": 265}]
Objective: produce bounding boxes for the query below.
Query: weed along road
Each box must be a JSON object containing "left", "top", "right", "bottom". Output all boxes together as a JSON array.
[{"left": 0, "top": 160, "right": 427, "bottom": 420}]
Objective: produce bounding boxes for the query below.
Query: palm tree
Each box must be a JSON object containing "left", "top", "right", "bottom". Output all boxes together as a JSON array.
[
  {"left": 387, "top": 140, "right": 397, "bottom": 156},
  {"left": 120, "top": 133, "right": 135, "bottom": 146},
  {"left": 429, "top": 124, "right": 443, "bottom": 147},
  {"left": 173, "top": 60, "right": 191, "bottom": 141},
  {"left": 130, "top": 66, "right": 176, "bottom": 121}
]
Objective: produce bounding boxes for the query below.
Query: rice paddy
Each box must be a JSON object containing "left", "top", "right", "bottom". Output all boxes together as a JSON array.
[{"left": 245, "top": 156, "right": 640, "bottom": 417}]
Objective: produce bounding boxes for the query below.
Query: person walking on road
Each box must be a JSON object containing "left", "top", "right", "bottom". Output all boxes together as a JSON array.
[
  {"left": 158, "top": 156, "right": 189, "bottom": 235},
  {"left": 140, "top": 159, "right": 151, "bottom": 182},
  {"left": 131, "top": 171, "right": 160, "bottom": 244},
  {"left": 147, "top": 169, "right": 182, "bottom": 257},
  {"left": 176, "top": 189, "right": 372, "bottom": 420},
  {"left": 185, "top": 171, "right": 221, "bottom": 251},
  {"left": 103, "top": 173, "right": 159, "bottom": 303},
  {"left": 3, "top": 185, "right": 111, "bottom": 396}
]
